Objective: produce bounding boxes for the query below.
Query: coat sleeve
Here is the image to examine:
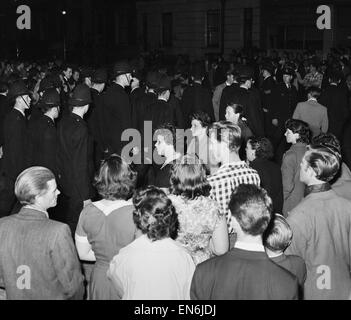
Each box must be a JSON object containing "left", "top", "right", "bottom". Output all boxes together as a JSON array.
[
  {"left": 281, "top": 151, "right": 297, "bottom": 200},
  {"left": 292, "top": 104, "right": 300, "bottom": 120},
  {"left": 51, "top": 224, "right": 84, "bottom": 299}
]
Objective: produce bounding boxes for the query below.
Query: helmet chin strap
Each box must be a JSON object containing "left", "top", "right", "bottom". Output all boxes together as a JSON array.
[{"left": 20, "top": 95, "right": 30, "bottom": 109}]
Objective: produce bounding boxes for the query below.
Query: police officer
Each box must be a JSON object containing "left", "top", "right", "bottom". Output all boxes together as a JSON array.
[
  {"left": 27, "top": 88, "right": 60, "bottom": 176},
  {"left": 101, "top": 60, "right": 133, "bottom": 156},
  {"left": 57, "top": 84, "right": 94, "bottom": 233},
  {"left": 87, "top": 68, "right": 108, "bottom": 169},
  {"left": 0, "top": 81, "right": 31, "bottom": 217}
]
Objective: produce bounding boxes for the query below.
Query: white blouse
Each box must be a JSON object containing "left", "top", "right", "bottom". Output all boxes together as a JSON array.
[{"left": 108, "top": 234, "right": 195, "bottom": 300}]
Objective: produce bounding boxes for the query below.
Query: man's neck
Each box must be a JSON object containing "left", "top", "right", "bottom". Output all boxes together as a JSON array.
[
  {"left": 221, "top": 150, "right": 241, "bottom": 165},
  {"left": 14, "top": 106, "right": 25, "bottom": 116},
  {"left": 306, "top": 179, "right": 324, "bottom": 187},
  {"left": 194, "top": 80, "right": 202, "bottom": 85},
  {"left": 240, "top": 84, "right": 249, "bottom": 90},
  {"left": 164, "top": 149, "right": 181, "bottom": 166},
  {"left": 44, "top": 112, "right": 55, "bottom": 122},
  {"left": 114, "top": 80, "right": 125, "bottom": 88},
  {"left": 266, "top": 248, "right": 284, "bottom": 258},
  {"left": 72, "top": 109, "right": 85, "bottom": 119}
]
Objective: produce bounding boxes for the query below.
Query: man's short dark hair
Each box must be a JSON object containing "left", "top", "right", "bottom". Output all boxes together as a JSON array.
[
  {"left": 307, "top": 86, "right": 321, "bottom": 99},
  {"left": 229, "top": 184, "right": 273, "bottom": 236}
]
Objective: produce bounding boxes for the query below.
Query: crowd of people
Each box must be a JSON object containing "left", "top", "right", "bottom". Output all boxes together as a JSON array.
[{"left": 0, "top": 46, "right": 350, "bottom": 300}]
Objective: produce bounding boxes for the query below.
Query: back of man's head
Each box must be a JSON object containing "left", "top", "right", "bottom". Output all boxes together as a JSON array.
[
  {"left": 229, "top": 184, "right": 272, "bottom": 236},
  {"left": 208, "top": 121, "right": 242, "bottom": 152}
]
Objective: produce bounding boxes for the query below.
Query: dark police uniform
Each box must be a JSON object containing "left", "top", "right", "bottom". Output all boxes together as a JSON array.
[
  {"left": 57, "top": 113, "right": 94, "bottom": 233},
  {"left": 0, "top": 108, "right": 27, "bottom": 217},
  {"left": 27, "top": 114, "right": 57, "bottom": 175},
  {"left": 101, "top": 82, "right": 132, "bottom": 156}
]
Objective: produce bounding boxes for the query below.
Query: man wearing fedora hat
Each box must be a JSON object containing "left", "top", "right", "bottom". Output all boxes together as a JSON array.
[
  {"left": 101, "top": 60, "right": 133, "bottom": 157},
  {"left": 57, "top": 84, "right": 94, "bottom": 233},
  {"left": 0, "top": 80, "right": 31, "bottom": 217}
]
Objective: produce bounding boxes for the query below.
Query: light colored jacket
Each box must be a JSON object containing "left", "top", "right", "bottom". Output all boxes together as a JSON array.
[{"left": 293, "top": 99, "right": 328, "bottom": 137}]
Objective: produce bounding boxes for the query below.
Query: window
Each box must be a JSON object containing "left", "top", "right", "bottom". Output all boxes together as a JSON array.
[
  {"left": 162, "top": 13, "right": 173, "bottom": 47},
  {"left": 207, "top": 10, "right": 220, "bottom": 48},
  {"left": 243, "top": 8, "right": 253, "bottom": 48}
]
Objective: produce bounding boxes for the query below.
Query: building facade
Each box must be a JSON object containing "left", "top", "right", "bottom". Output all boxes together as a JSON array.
[{"left": 137, "top": 0, "right": 351, "bottom": 58}]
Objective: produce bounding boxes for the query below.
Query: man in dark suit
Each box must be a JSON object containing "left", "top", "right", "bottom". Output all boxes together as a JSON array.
[
  {"left": 319, "top": 71, "right": 350, "bottom": 140},
  {"left": 181, "top": 62, "right": 214, "bottom": 128},
  {"left": 190, "top": 184, "right": 299, "bottom": 300},
  {"left": 221, "top": 66, "right": 265, "bottom": 137},
  {"left": 0, "top": 167, "right": 84, "bottom": 299},
  {"left": 260, "top": 63, "right": 276, "bottom": 140},
  {"left": 57, "top": 84, "right": 94, "bottom": 234},
  {"left": 271, "top": 67, "right": 298, "bottom": 163},
  {"left": 0, "top": 81, "right": 31, "bottom": 217},
  {"left": 59, "top": 64, "right": 73, "bottom": 116},
  {"left": 218, "top": 70, "right": 239, "bottom": 121},
  {"left": 101, "top": 61, "right": 133, "bottom": 156}
]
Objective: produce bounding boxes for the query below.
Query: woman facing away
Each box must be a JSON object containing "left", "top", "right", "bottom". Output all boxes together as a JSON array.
[
  {"left": 168, "top": 154, "right": 229, "bottom": 265},
  {"left": 75, "top": 154, "right": 137, "bottom": 300},
  {"left": 107, "top": 186, "right": 195, "bottom": 300},
  {"left": 281, "top": 119, "right": 311, "bottom": 216}
]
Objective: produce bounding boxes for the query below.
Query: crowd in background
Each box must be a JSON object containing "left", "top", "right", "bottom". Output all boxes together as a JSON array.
[{"left": 0, "top": 46, "right": 350, "bottom": 300}]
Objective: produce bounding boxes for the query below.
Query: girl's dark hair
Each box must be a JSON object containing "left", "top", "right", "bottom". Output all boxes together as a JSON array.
[
  {"left": 94, "top": 154, "right": 137, "bottom": 200},
  {"left": 247, "top": 137, "right": 274, "bottom": 160},
  {"left": 133, "top": 186, "right": 179, "bottom": 241},
  {"left": 285, "top": 119, "right": 311, "bottom": 144}
]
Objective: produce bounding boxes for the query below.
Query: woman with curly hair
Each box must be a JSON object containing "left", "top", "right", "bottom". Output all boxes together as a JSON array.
[
  {"left": 75, "top": 154, "right": 137, "bottom": 300},
  {"left": 107, "top": 186, "right": 195, "bottom": 300},
  {"left": 168, "top": 154, "right": 229, "bottom": 265},
  {"left": 281, "top": 119, "right": 311, "bottom": 215}
]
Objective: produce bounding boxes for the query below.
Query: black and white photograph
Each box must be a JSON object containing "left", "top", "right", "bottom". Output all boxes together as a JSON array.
[{"left": 0, "top": 0, "right": 351, "bottom": 307}]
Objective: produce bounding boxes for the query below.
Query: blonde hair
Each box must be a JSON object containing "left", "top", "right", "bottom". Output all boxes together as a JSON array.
[{"left": 15, "top": 167, "right": 55, "bottom": 205}]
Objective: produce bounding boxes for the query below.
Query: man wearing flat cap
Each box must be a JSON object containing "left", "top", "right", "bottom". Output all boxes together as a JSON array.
[
  {"left": 101, "top": 60, "right": 133, "bottom": 157},
  {"left": 57, "top": 84, "right": 94, "bottom": 233},
  {"left": 0, "top": 81, "right": 31, "bottom": 217},
  {"left": 181, "top": 62, "right": 215, "bottom": 129}
]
